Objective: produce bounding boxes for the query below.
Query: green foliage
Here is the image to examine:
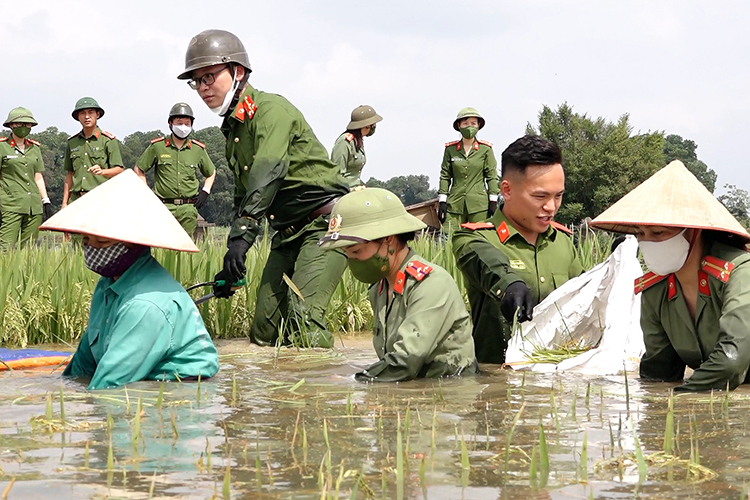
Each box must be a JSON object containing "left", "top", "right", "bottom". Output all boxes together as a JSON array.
[
  {"left": 663, "top": 134, "right": 716, "bottom": 193},
  {"left": 366, "top": 174, "right": 437, "bottom": 205},
  {"left": 526, "top": 103, "right": 666, "bottom": 225},
  {"left": 717, "top": 184, "right": 750, "bottom": 229},
  {"left": 193, "top": 127, "right": 235, "bottom": 226}
]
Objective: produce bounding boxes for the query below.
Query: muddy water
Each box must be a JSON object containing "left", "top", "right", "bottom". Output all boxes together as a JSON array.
[{"left": 1, "top": 336, "right": 749, "bottom": 499}]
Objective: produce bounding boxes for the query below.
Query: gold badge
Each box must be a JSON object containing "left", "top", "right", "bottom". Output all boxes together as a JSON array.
[{"left": 328, "top": 214, "right": 342, "bottom": 233}]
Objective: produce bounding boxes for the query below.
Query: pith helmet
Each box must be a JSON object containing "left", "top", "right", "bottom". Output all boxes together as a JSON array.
[
  {"left": 40, "top": 170, "right": 199, "bottom": 252},
  {"left": 318, "top": 188, "right": 427, "bottom": 249},
  {"left": 178, "top": 29, "right": 252, "bottom": 80},
  {"left": 590, "top": 160, "right": 750, "bottom": 244},
  {"left": 453, "top": 107, "right": 485, "bottom": 131},
  {"left": 169, "top": 102, "right": 195, "bottom": 121},
  {"left": 3, "top": 107, "right": 38, "bottom": 128},
  {"left": 72, "top": 97, "right": 104, "bottom": 120},
  {"left": 347, "top": 105, "right": 383, "bottom": 130}
]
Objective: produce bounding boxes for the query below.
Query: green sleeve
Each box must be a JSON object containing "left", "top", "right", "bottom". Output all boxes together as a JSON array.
[
  {"left": 438, "top": 147, "right": 452, "bottom": 195},
  {"left": 638, "top": 292, "right": 686, "bottom": 383},
  {"left": 62, "top": 330, "right": 97, "bottom": 378},
  {"left": 452, "top": 229, "right": 523, "bottom": 298},
  {"left": 32, "top": 146, "right": 45, "bottom": 173},
  {"left": 106, "top": 138, "right": 124, "bottom": 169},
  {"left": 484, "top": 147, "right": 499, "bottom": 195},
  {"left": 64, "top": 142, "right": 74, "bottom": 172},
  {"left": 135, "top": 144, "right": 157, "bottom": 173},
  {"left": 198, "top": 148, "right": 216, "bottom": 177},
  {"left": 677, "top": 259, "right": 750, "bottom": 392},
  {"left": 229, "top": 104, "right": 293, "bottom": 243},
  {"left": 87, "top": 299, "right": 173, "bottom": 390},
  {"left": 330, "top": 135, "right": 349, "bottom": 176},
  {"left": 355, "top": 278, "right": 454, "bottom": 382}
]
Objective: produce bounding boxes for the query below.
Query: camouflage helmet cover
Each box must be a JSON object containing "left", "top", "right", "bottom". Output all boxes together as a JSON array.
[
  {"left": 178, "top": 29, "right": 252, "bottom": 80},
  {"left": 3, "top": 107, "right": 38, "bottom": 128},
  {"left": 318, "top": 188, "right": 426, "bottom": 249}
]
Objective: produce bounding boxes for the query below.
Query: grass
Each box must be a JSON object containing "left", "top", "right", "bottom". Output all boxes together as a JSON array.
[{"left": 0, "top": 226, "right": 614, "bottom": 348}]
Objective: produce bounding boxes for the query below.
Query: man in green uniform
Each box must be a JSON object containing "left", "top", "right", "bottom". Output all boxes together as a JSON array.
[
  {"left": 179, "top": 29, "right": 350, "bottom": 347},
  {"left": 135, "top": 102, "right": 216, "bottom": 237},
  {"left": 453, "top": 135, "right": 583, "bottom": 363},
  {"left": 438, "top": 107, "right": 499, "bottom": 230},
  {"left": 0, "top": 107, "right": 54, "bottom": 250},
  {"left": 62, "top": 97, "right": 124, "bottom": 208},
  {"left": 318, "top": 188, "right": 477, "bottom": 381}
]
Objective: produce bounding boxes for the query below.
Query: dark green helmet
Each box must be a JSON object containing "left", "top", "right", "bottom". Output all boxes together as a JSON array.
[
  {"left": 3, "top": 107, "right": 38, "bottom": 128},
  {"left": 453, "top": 107, "right": 485, "bottom": 131},
  {"left": 168, "top": 102, "right": 195, "bottom": 121},
  {"left": 318, "top": 188, "right": 426, "bottom": 249},
  {"left": 72, "top": 97, "right": 104, "bottom": 120},
  {"left": 347, "top": 105, "right": 383, "bottom": 130},
  {"left": 178, "top": 29, "right": 252, "bottom": 80}
]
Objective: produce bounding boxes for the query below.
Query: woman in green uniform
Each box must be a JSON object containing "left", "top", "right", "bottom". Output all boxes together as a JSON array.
[
  {"left": 318, "top": 187, "right": 477, "bottom": 382},
  {"left": 591, "top": 160, "right": 750, "bottom": 392},
  {"left": 0, "top": 107, "right": 53, "bottom": 249},
  {"left": 438, "top": 107, "right": 499, "bottom": 230},
  {"left": 330, "top": 105, "right": 382, "bottom": 190}
]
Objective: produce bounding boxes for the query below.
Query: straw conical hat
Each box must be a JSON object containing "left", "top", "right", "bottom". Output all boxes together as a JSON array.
[
  {"left": 590, "top": 160, "right": 750, "bottom": 243},
  {"left": 40, "top": 169, "right": 199, "bottom": 252}
]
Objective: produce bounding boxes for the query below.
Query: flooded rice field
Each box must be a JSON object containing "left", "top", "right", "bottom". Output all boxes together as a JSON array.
[{"left": 1, "top": 335, "right": 750, "bottom": 499}]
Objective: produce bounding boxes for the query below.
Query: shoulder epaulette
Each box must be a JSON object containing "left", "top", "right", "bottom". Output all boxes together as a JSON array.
[
  {"left": 445, "top": 140, "right": 460, "bottom": 147},
  {"left": 27, "top": 138, "right": 41, "bottom": 146},
  {"left": 551, "top": 221, "right": 573, "bottom": 235},
  {"left": 476, "top": 139, "right": 493, "bottom": 147},
  {"left": 701, "top": 255, "right": 734, "bottom": 283},
  {"left": 0, "top": 136, "right": 7, "bottom": 142},
  {"left": 191, "top": 139, "right": 206, "bottom": 148},
  {"left": 460, "top": 221, "right": 494, "bottom": 230},
  {"left": 405, "top": 260, "right": 433, "bottom": 281},
  {"left": 102, "top": 130, "right": 116, "bottom": 139},
  {"left": 68, "top": 134, "right": 78, "bottom": 140},
  {"left": 634, "top": 272, "right": 669, "bottom": 294},
  {"left": 345, "top": 133, "right": 354, "bottom": 142},
  {"left": 150, "top": 136, "right": 165, "bottom": 144}
]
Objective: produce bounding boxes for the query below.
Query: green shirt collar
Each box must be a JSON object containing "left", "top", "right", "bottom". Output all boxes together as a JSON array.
[{"left": 490, "top": 204, "right": 557, "bottom": 245}]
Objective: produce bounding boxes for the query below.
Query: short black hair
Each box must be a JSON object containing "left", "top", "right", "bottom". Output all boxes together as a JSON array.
[
  {"left": 501, "top": 135, "right": 563, "bottom": 178},
  {"left": 394, "top": 232, "right": 416, "bottom": 246}
]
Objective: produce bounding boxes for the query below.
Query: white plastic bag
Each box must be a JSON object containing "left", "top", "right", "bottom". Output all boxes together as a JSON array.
[{"left": 504, "top": 235, "right": 644, "bottom": 374}]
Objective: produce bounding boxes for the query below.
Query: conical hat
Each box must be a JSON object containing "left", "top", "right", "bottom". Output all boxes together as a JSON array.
[
  {"left": 40, "top": 169, "right": 199, "bottom": 252},
  {"left": 590, "top": 160, "right": 750, "bottom": 243}
]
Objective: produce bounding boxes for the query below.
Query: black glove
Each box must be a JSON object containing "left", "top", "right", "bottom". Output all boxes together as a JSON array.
[
  {"left": 43, "top": 202, "right": 55, "bottom": 221},
  {"left": 488, "top": 200, "right": 498, "bottom": 217},
  {"left": 222, "top": 237, "right": 252, "bottom": 283},
  {"left": 499, "top": 281, "right": 534, "bottom": 323},
  {"left": 438, "top": 202, "right": 447, "bottom": 224},
  {"left": 195, "top": 190, "right": 209, "bottom": 209},
  {"left": 611, "top": 235, "right": 627, "bottom": 253},
  {"left": 212, "top": 269, "right": 236, "bottom": 299}
]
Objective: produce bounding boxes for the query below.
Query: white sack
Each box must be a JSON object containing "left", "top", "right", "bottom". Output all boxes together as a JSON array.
[{"left": 504, "top": 235, "right": 644, "bottom": 375}]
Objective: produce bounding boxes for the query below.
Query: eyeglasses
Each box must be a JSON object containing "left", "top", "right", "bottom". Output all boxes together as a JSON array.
[{"left": 187, "top": 66, "right": 230, "bottom": 90}]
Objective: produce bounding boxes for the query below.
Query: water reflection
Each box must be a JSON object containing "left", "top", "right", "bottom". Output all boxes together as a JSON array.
[{"left": 0, "top": 338, "right": 749, "bottom": 499}]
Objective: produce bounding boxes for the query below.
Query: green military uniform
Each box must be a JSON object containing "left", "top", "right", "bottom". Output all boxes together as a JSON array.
[
  {"left": 331, "top": 132, "right": 366, "bottom": 189},
  {"left": 136, "top": 135, "right": 215, "bottom": 236},
  {"left": 223, "top": 85, "right": 350, "bottom": 346},
  {"left": 358, "top": 250, "right": 477, "bottom": 381},
  {"left": 638, "top": 240, "right": 750, "bottom": 392},
  {"left": 0, "top": 136, "right": 44, "bottom": 249},
  {"left": 64, "top": 127, "right": 124, "bottom": 203},
  {"left": 452, "top": 207, "right": 584, "bottom": 363},
  {"left": 439, "top": 139, "right": 499, "bottom": 230}
]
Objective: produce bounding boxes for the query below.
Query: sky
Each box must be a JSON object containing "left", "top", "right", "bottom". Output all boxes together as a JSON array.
[{"left": 4, "top": 1, "right": 750, "bottom": 195}]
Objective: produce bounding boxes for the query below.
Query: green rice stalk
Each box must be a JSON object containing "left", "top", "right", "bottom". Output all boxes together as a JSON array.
[{"left": 664, "top": 390, "right": 674, "bottom": 455}]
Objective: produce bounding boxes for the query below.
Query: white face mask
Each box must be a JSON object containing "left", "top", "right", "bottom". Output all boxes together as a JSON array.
[
  {"left": 211, "top": 66, "right": 241, "bottom": 116},
  {"left": 638, "top": 228, "right": 690, "bottom": 275},
  {"left": 171, "top": 124, "right": 192, "bottom": 139}
]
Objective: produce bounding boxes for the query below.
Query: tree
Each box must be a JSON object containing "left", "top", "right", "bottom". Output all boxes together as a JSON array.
[
  {"left": 717, "top": 184, "right": 750, "bottom": 229},
  {"left": 366, "top": 174, "right": 437, "bottom": 206},
  {"left": 526, "top": 103, "right": 665, "bottom": 225},
  {"left": 29, "top": 127, "right": 70, "bottom": 210},
  {"left": 193, "top": 126, "right": 233, "bottom": 226},
  {"left": 663, "top": 134, "right": 716, "bottom": 192}
]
